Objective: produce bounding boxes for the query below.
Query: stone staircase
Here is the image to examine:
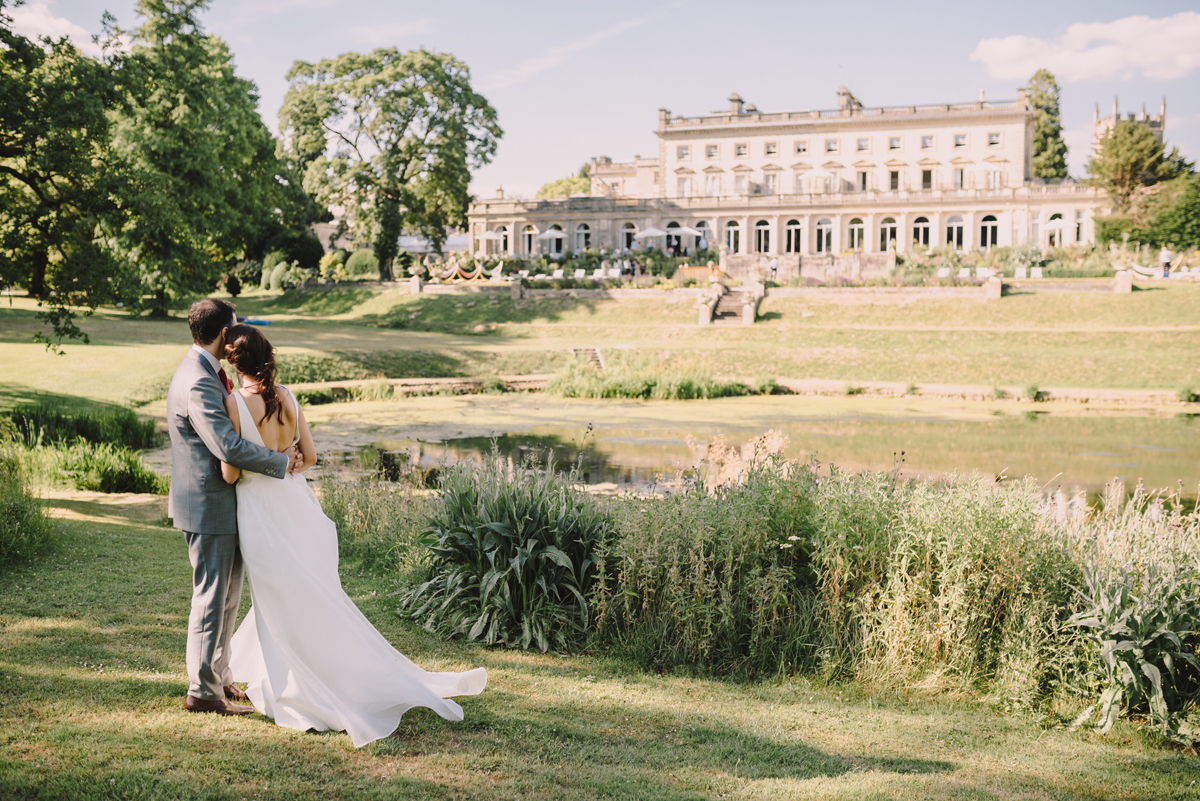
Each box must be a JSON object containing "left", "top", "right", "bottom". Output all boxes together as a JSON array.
[
  {"left": 711, "top": 292, "right": 745, "bottom": 323},
  {"left": 569, "top": 347, "right": 605, "bottom": 369}
]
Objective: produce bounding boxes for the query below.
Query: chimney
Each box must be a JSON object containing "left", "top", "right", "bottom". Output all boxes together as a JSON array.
[
  {"left": 1112, "top": 95, "right": 1118, "bottom": 120},
  {"left": 1093, "top": 103, "right": 1099, "bottom": 124},
  {"left": 1141, "top": 102, "right": 1147, "bottom": 121},
  {"left": 1016, "top": 87, "right": 1027, "bottom": 109},
  {"left": 728, "top": 93, "right": 744, "bottom": 115},
  {"left": 1161, "top": 95, "right": 1167, "bottom": 122},
  {"left": 495, "top": 186, "right": 504, "bottom": 200},
  {"left": 979, "top": 88, "right": 985, "bottom": 102},
  {"left": 658, "top": 107, "right": 670, "bottom": 128}
]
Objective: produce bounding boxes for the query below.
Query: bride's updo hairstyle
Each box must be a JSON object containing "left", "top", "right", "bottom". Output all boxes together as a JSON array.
[{"left": 224, "top": 324, "right": 284, "bottom": 424}]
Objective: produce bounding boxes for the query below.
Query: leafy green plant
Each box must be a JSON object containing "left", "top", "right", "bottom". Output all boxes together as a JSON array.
[
  {"left": 268, "top": 261, "right": 289, "bottom": 292},
  {"left": 1068, "top": 560, "right": 1200, "bottom": 743},
  {"left": 3, "top": 404, "right": 160, "bottom": 450},
  {"left": 993, "top": 386, "right": 1009, "bottom": 400},
  {"left": 1024, "top": 383, "right": 1044, "bottom": 402},
  {"left": 20, "top": 441, "right": 168, "bottom": 494},
  {"left": 1177, "top": 387, "right": 1198, "bottom": 403},
  {"left": 345, "top": 249, "right": 380, "bottom": 278},
  {"left": 844, "top": 385, "right": 865, "bottom": 396},
  {"left": 319, "top": 476, "right": 429, "bottom": 573},
  {"left": 398, "top": 449, "right": 612, "bottom": 653},
  {"left": 274, "top": 354, "right": 371, "bottom": 384}
]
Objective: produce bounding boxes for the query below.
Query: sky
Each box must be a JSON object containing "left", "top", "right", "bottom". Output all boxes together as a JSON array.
[{"left": 12, "top": 0, "right": 1200, "bottom": 199}]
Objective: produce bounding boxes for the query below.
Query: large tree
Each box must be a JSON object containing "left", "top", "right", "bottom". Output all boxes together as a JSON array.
[
  {"left": 0, "top": 1, "right": 135, "bottom": 346},
  {"left": 1087, "top": 119, "right": 1192, "bottom": 210},
  {"left": 109, "top": 0, "right": 283, "bottom": 315},
  {"left": 1028, "top": 68, "right": 1068, "bottom": 180},
  {"left": 280, "top": 48, "right": 501, "bottom": 280}
]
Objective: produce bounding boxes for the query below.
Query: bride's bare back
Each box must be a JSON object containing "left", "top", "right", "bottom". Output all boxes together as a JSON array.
[{"left": 221, "top": 384, "right": 316, "bottom": 483}]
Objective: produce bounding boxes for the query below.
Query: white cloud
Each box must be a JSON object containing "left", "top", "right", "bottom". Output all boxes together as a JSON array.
[
  {"left": 346, "top": 20, "right": 430, "bottom": 47},
  {"left": 970, "top": 12, "right": 1200, "bottom": 82},
  {"left": 7, "top": 0, "right": 100, "bottom": 55},
  {"left": 479, "top": 16, "right": 652, "bottom": 91}
]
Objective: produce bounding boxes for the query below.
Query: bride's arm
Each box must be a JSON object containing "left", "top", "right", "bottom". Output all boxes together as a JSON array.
[
  {"left": 220, "top": 393, "right": 242, "bottom": 484},
  {"left": 294, "top": 400, "right": 317, "bottom": 473}
]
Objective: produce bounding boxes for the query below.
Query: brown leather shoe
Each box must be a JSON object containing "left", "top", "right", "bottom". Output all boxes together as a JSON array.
[
  {"left": 224, "top": 684, "right": 249, "bottom": 702},
  {"left": 184, "top": 694, "right": 253, "bottom": 716}
]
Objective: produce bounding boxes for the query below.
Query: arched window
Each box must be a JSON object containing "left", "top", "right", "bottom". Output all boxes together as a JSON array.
[
  {"left": 816, "top": 218, "right": 832, "bottom": 253},
  {"left": 725, "top": 220, "right": 741, "bottom": 254},
  {"left": 621, "top": 222, "right": 636, "bottom": 250},
  {"left": 666, "top": 221, "right": 682, "bottom": 253},
  {"left": 848, "top": 218, "right": 865, "bottom": 251},
  {"left": 945, "top": 215, "right": 964, "bottom": 250},
  {"left": 522, "top": 225, "right": 536, "bottom": 254},
  {"left": 980, "top": 215, "right": 998, "bottom": 250},
  {"left": 912, "top": 216, "right": 930, "bottom": 247},
  {"left": 695, "top": 221, "right": 711, "bottom": 250},
  {"left": 755, "top": 220, "right": 770, "bottom": 253},
  {"left": 549, "top": 224, "right": 564, "bottom": 255},
  {"left": 495, "top": 225, "right": 509, "bottom": 253},
  {"left": 879, "top": 217, "right": 897, "bottom": 251},
  {"left": 785, "top": 219, "right": 802, "bottom": 253},
  {"left": 575, "top": 223, "right": 591, "bottom": 252}
]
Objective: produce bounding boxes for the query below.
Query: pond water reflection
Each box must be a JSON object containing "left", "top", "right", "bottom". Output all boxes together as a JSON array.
[{"left": 323, "top": 409, "right": 1200, "bottom": 501}]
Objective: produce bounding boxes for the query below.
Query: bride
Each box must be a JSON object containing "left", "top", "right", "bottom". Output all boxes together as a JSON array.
[{"left": 217, "top": 324, "right": 486, "bottom": 747}]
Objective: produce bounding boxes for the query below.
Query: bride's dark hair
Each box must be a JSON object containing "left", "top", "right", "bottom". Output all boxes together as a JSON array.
[{"left": 224, "top": 324, "right": 284, "bottom": 424}]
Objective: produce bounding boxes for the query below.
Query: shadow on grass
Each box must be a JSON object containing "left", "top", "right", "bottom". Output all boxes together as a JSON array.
[
  {"left": 0, "top": 384, "right": 133, "bottom": 414},
  {"left": 236, "top": 286, "right": 380, "bottom": 317},
  {"left": 362, "top": 294, "right": 605, "bottom": 335}
]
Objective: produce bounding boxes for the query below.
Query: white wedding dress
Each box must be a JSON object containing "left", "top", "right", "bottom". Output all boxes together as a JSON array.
[{"left": 227, "top": 389, "right": 487, "bottom": 747}]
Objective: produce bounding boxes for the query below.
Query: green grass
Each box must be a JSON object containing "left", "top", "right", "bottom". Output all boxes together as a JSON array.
[{"left": 2, "top": 491, "right": 1198, "bottom": 800}]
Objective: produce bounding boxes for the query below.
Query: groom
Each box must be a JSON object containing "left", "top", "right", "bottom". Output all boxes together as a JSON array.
[{"left": 167, "top": 298, "right": 300, "bottom": 715}]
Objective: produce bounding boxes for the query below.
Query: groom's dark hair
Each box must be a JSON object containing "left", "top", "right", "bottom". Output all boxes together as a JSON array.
[{"left": 188, "top": 299, "right": 236, "bottom": 345}]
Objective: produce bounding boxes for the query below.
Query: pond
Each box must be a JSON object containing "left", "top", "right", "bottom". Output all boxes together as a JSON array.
[{"left": 311, "top": 395, "right": 1200, "bottom": 501}]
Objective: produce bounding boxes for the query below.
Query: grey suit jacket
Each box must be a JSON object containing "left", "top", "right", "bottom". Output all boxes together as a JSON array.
[{"left": 166, "top": 349, "right": 289, "bottom": 534}]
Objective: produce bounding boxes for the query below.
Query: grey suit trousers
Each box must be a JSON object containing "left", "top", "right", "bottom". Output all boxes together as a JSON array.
[{"left": 184, "top": 530, "right": 245, "bottom": 700}]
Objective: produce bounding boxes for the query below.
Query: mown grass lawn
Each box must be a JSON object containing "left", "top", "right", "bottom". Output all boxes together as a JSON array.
[{"left": 2, "top": 492, "right": 1197, "bottom": 800}]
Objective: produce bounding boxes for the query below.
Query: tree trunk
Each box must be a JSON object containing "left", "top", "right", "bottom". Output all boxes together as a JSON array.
[
  {"left": 29, "top": 249, "right": 48, "bottom": 298},
  {"left": 373, "top": 193, "right": 402, "bottom": 282},
  {"left": 151, "top": 288, "right": 169, "bottom": 318}
]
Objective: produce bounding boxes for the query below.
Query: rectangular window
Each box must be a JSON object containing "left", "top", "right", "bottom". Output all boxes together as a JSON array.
[
  {"left": 856, "top": 138, "right": 869, "bottom": 152},
  {"left": 889, "top": 170, "right": 899, "bottom": 190},
  {"left": 987, "top": 132, "right": 1002, "bottom": 147},
  {"left": 1075, "top": 209, "right": 1084, "bottom": 242},
  {"left": 763, "top": 173, "right": 777, "bottom": 195},
  {"left": 825, "top": 139, "right": 839, "bottom": 154},
  {"left": 676, "top": 177, "right": 690, "bottom": 196},
  {"left": 952, "top": 168, "right": 965, "bottom": 189},
  {"left": 705, "top": 144, "right": 719, "bottom": 159},
  {"left": 676, "top": 145, "right": 690, "bottom": 160},
  {"left": 704, "top": 174, "right": 722, "bottom": 196},
  {"left": 985, "top": 170, "right": 1001, "bottom": 189},
  {"left": 888, "top": 137, "right": 901, "bottom": 150},
  {"left": 794, "top": 140, "right": 808, "bottom": 155},
  {"left": 734, "top": 143, "right": 748, "bottom": 157},
  {"left": 764, "top": 142, "right": 778, "bottom": 156},
  {"left": 921, "top": 135, "right": 934, "bottom": 150},
  {"left": 921, "top": 169, "right": 933, "bottom": 189},
  {"left": 856, "top": 171, "right": 868, "bottom": 191},
  {"left": 954, "top": 134, "right": 968, "bottom": 148},
  {"left": 793, "top": 173, "right": 806, "bottom": 194},
  {"left": 734, "top": 174, "right": 747, "bottom": 194}
]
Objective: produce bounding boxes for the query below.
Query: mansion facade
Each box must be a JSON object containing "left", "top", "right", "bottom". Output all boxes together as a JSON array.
[{"left": 466, "top": 87, "right": 1151, "bottom": 262}]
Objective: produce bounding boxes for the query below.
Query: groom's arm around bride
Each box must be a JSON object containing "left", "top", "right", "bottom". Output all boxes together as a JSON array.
[{"left": 166, "top": 298, "right": 298, "bottom": 715}]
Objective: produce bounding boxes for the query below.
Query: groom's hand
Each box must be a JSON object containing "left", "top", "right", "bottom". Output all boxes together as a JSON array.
[{"left": 285, "top": 444, "right": 303, "bottom": 473}]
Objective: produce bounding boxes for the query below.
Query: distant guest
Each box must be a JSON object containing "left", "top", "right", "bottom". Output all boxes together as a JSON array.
[{"left": 1160, "top": 245, "right": 1172, "bottom": 278}]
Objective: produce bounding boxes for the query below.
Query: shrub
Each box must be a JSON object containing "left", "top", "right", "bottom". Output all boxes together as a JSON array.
[
  {"left": 547, "top": 361, "right": 759, "bottom": 401},
  {"left": 345, "top": 249, "right": 379, "bottom": 278},
  {"left": 993, "top": 386, "right": 1009, "bottom": 400},
  {"left": 293, "top": 388, "right": 337, "bottom": 406},
  {"left": 398, "top": 449, "right": 613, "bottom": 653},
  {"left": 231, "top": 259, "right": 263, "bottom": 289},
  {"left": 1024, "top": 383, "right": 1044, "bottom": 401},
  {"left": 4, "top": 404, "right": 160, "bottom": 450},
  {"left": 268, "top": 261, "right": 289, "bottom": 292},
  {"left": 263, "top": 229, "right": 324, "bottom": 272},
  {"left": 0, "top": 450, "right": 55, "bottom": 566},
  {"left": 261, "top": 250, "right": 287, "bottom": 290},
  {"left": 1178, "top": 387, "right": 1198, "bottom": 403}
]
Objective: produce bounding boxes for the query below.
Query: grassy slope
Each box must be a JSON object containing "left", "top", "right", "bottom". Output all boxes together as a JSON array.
[
  {"left": 2, "top": 282, "right": 1199, "bottom": 411},
  {"left": 1, "top": 492, "right": 1196, "bottom": 801}
]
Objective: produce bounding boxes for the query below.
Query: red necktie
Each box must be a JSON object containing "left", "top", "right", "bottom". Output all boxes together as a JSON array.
[{"left": 217, "top": 367, "right": 232, "bottom": 396}]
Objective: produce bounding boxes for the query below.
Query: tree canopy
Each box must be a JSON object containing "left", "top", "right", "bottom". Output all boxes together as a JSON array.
[
  {"left": 1087, "top": 119, "right": 1192, "bottom": 210},
  {"left": 536, "top": 164, "right": 591, "bottom": 198},
  {"left": 1028, "top": 69, "right": 1068, "bottom": 181},
  {"left": 279, "top": 48, "right": 501, "bottom": 280}
]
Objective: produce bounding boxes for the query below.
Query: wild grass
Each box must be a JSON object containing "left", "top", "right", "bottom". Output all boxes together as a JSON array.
[
  {"left": 2, "top": 403, "right": 159, "bottom": 450},
  {"left": 319, "top": 475, "right": 430, "bottom": 574},
  {"left": 6, "top": 496, "right": 1197, "bottom": 799},
  {"left": 17, "top": 441, "right": 169, "bottom": 495},
  {"left": 0, "top": 450, "right": 54, "bottom": 566},
  {"left": 547, "top": 353, "right": 778, "bottom": 401}
]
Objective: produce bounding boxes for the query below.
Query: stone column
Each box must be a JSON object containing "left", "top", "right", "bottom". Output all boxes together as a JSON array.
[
  {"left": 963, "top": 211, "right": 975, "bottom": 252},
  {"left": 865, "top": 212, "right": 876, "bottom": 253},
  {"left": 896, "top": 211, "right": 908, "bottom": 253},
  {"left": 930, "top": 211, "right": 942, "bottom": 249},
  {"left": 833, "top": 213, "right": 843, "bottom": 253}
]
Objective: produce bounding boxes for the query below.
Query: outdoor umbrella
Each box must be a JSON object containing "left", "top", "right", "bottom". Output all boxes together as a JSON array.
[
  {"left": 536, "top": 229, "right": 566, "bottom": 239},
  {"left": 632, "top": 227, "right": 667, "bottom": 238},
  {"left": 671, "top": 226, "right": 703, "bottom": 236},
  {"left": 476, "top": 231, "right": 505, "bottom": 241}
]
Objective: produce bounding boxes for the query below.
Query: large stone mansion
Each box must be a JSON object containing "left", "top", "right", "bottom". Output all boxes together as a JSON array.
[{"left": 466, "top": 88, "right": 1165, "bottom": 276}]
